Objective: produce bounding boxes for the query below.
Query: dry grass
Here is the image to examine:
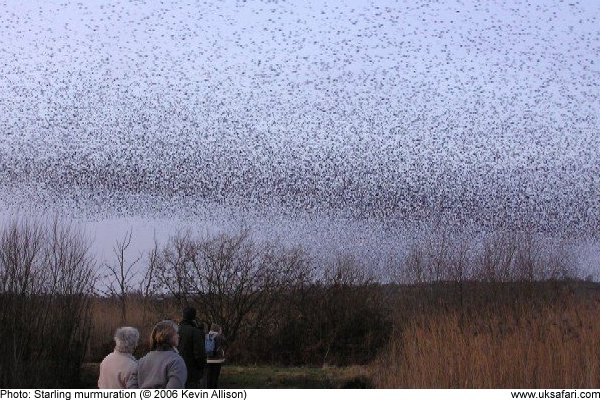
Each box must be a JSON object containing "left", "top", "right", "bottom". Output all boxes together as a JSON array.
[
  {"left": 81, "top": 363, "right": 370, "bottom": 389},
  {"left": 86, "top": 276, "right": 600, "bottom": 389},
  {"left": 371, "top": 298, "right": 600, "bottom": 388},
  {"left": 87, "top": 296, "right": 180, "bottom": 361}
]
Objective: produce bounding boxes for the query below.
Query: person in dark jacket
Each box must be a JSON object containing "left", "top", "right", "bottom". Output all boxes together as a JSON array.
[{"left": 177, "top": 307, "right": 206, "bottom": 388}]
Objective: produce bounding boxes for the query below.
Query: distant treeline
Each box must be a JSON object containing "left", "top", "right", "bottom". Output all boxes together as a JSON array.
[{"left": 0, "top": 216, "right": 596, "bottom": 387}]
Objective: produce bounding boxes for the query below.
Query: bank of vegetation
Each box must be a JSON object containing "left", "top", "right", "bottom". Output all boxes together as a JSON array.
[{"left": 1, "top": 217, "right": 598, "bottom": 388}]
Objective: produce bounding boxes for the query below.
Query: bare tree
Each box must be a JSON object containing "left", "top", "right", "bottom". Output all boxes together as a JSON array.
[
  {"left": 141, "top": 236, "right": 160, "bottom": 298},
  {"left": 137, "top": 235, "right": 164, "bottom": 325},
  {"left": 103, "top": 228, "right": 142, "bottom": 323},
  {"left": 152, "top": 231, "right": 196, "bottom": 304},
  {"left": 0, "top": 216, "right": 95, "bottom": 387},
  {"left": 153, "top": 230, "right": 311, "bottom": 342}
]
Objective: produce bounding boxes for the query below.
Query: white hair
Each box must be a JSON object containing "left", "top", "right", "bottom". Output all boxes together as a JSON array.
[{"left": 114, "top": 326, "right": 140, "bottom": 353}]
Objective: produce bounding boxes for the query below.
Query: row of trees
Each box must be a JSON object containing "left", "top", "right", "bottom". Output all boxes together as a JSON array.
[
  {"left": 392, "top": 229, "right": 576, "bottom": 284},
  {"left": 100, "top": 228, "right": 389, "bottom": 364},
  {"left": 0, "top": 216, "right": 583, "bottom": 385},
  {"left": 100, "top": 226, "right": 579, "bottom": 364}
]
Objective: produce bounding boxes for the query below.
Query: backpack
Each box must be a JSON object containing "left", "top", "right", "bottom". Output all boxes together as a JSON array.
[{"left": 205, "top": 333, "right": 216, "bottom": 356}]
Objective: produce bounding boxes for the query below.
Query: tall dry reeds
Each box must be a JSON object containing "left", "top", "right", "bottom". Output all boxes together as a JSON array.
[
  {"left": 371, "top": 295, "right": 600, "bottom": 388},
  {"left": 372, "top": 227, "right": 595, "bottom": 388},
  {"left": 87, "top": 295, "right": 181, "bottom": 361}
]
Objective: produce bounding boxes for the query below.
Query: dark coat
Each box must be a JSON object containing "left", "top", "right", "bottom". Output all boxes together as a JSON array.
[{"left": 177, "top": 320, "right": 206, "bottom": 388}]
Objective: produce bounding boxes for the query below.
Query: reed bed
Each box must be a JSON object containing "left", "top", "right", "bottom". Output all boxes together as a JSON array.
[{"left": 371, "top": 298, "right": 600, "bottom": 388}]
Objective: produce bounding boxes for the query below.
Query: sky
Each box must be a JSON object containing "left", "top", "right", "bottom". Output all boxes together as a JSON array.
[{"left": 0, "top": 0, "right": 599, "bottom": 277}]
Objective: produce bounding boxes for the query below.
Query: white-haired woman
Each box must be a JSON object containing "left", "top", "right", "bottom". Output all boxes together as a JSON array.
[
  {"left": 127, "top": 320, "right": 187, "bottom": 389},
  {"left": 98, "top": 326, "right": 140, "bottom": 389}
]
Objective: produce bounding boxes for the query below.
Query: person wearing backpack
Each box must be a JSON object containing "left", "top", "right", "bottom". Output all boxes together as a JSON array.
[
  {"left": 178, "top": 307, "right": 206, "bottom": 388},
  {"left": 205, "top": 323, "right": 226, "bottom": 389}
]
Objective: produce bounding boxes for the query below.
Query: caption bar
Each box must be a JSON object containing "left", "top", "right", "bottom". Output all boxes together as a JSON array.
[
  {"left": 3, "top": 389, "right": 600, "bottom": 400},
  {"left": 0, "top": 390, "right": 246, "bottom": 400}
]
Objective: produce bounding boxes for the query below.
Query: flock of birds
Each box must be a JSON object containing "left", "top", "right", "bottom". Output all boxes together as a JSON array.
[{"left": 0, "top": 0, "right": 599, "bottom": 265}]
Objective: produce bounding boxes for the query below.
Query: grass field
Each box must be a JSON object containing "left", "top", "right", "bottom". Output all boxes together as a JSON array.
[{"left": 81, "top": 363, "right": 372, "bottom": 389}]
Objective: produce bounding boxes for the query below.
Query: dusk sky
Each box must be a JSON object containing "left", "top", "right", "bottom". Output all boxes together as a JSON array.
[{"left": 1, "top": 0, "right": 599, "bottom": 277}]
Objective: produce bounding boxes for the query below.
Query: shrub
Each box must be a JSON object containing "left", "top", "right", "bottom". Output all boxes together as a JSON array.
[{"left": 0, "top": 217, "right": 95, "bottom": 387}]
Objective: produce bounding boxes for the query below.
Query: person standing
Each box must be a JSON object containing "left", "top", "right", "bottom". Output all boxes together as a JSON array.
[
  {"left": 177, "top": 307, "right": 206, "bottom": 388},
  {"left": 127, "top": 320, "right": 187, "bottom": 389},
  {"left": 98, "top": 327, "right": 140, "bottom": 389},
  {"left": 205, "top": 323, "right": 226, "bottom": 389}
]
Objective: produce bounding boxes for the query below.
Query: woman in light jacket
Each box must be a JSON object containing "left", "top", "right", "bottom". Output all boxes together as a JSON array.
[
  {"left": 127, "top": 320, "right": 187, "bottom": 389},
  {"left": 98, "top": 326, "right": 139, "bottom": 389}
]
